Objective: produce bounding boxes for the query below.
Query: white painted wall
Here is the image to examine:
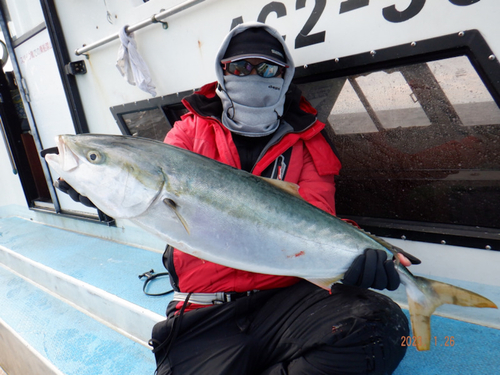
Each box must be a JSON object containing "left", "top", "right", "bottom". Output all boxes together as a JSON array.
[
  {"left": 51, "top": 0, "right": 500, "bottom": 138},
  {"left": 1, "top": 0, "right": 499, "bottom": 251}
]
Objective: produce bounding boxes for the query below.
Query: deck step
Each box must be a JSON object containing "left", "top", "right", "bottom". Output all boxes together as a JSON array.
[
  {"left": 0, "top": 264, "right": 155, "bottom": 375},
  {"left": 1, "top": 216, "right": 499, "bottom": 375},
  {"left": 0, "top": 216, "right": 172, "bottom": 375}
]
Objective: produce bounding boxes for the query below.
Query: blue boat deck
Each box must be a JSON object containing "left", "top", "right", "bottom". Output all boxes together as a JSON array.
[
  {"left": 0, "top": 216, "right": 169, "bottom": 317},
  {"left": 0, "top": 265, "right": 155, "bottom": 375},
  {"left": 0, "top": 216, "right": 498, "bottom": 374},
  {"left": 396, "top": 313, "right": 499, "bottom": 374}
]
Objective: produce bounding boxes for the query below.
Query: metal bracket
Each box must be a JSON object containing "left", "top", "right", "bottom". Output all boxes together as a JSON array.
[
  {"left": 64, "top": 60, "right": 87, "bottom": 76},
  {"left": 152, "top": 11, "right": 169, "bottom": 29}
]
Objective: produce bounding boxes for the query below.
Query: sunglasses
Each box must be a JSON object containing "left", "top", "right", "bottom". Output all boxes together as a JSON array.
[{"left": 222, "top": 60, "right": 285, "bottom": 78}]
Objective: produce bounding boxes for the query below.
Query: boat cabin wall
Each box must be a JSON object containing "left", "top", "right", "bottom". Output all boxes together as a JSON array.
[
  {"left": 53, "top": 0, "right": 500, "bottom": 136},
  {"left": 1, "top": 0, "right": 499, "bottom": 251}
]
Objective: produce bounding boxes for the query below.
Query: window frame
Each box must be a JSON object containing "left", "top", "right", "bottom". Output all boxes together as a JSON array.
[
  {"left": 294, "top": 29, "right": 500, "bottom": 107},
  {"left": 294, "top": 30, "right": 500, "bottom": 251},
  {"left": 109, "top": 89, "right": 194, "bottom": 138}
]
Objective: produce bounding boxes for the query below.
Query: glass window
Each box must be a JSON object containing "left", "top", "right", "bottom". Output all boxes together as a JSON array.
[
  {"left": 115, "top": 102, "right": 188, "bottom": 141},
  {"left": 122, "top": 108, "right": 172, "bottom": 141},
  {"left": 298, "top": 56, "right": 500, "bottom": 230},
  {"left": 354, "top": 70, "right": 432, "bottom": 130},
  {"left": 327, "top": 78, "right": 379, "bottom": 134},
  {"left": 429, "top": 56, "right": 500, "bottom": 127},
  {"left": 1, "top": 0, "right": 44, "bottom": 40}
]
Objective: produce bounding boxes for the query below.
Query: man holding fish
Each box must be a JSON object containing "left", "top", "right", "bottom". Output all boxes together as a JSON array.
[
  {"left": 50, "top": 21, "right": 497, "bottom": 375},
  {"left": 147, "top": 23, "right": 416, "bottom": 375},
  {"left": 57, "top": 22, "right": 416, "bottom": 374}
]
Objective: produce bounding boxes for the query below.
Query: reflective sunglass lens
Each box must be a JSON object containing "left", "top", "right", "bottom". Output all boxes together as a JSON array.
[
  {"left": 256, "top": 63, "right": 279, "bottom": 78},
  {"left": 225, "top": 60, "right": 282, "bottom": 78},
  {"left": 227, "top": 61, "right": 251, "bottom": 76}
]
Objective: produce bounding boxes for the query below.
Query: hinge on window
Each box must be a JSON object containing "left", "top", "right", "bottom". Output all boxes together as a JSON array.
[{"left": 21, "top": 78, "right": 30, "bottom": 103}]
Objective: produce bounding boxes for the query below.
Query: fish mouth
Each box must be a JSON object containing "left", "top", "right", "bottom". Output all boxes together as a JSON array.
[{"left": 43, "top": 135, "right": 79, "bottom": 172}]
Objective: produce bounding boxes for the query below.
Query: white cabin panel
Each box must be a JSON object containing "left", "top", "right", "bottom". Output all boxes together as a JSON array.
[
  {"left": 0, "top": 0, "right": 498, "bottom": 249},
  {"left": 2, "top": 0, "right": 44, "bottom": 38},
  {"left": 50, "top": 0, "right": 500, "bottom": 137},
  {"left": 15, "top": 29, "right": 97, "bottom": 216}
]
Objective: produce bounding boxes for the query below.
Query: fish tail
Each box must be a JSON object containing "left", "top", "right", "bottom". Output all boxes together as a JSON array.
[{"left": 404, "top": 275, "right": 497, "bottom": 351}]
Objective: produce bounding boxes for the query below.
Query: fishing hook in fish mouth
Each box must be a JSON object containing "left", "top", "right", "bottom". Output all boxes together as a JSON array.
[
  {"left": 40, "top": 147, "right": 59, "bottom": 157},
  {"left": 43, "top": 135, "right": 79, "bottom": 172}
]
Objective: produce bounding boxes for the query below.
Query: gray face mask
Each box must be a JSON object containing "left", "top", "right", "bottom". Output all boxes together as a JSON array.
[{"left": 217, "top": 74, "right": 285, "bottom": 137}]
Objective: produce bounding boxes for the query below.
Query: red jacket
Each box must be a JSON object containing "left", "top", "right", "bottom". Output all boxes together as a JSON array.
[{"left": 164, "top": 82, "right": 342, "bottom": 310}]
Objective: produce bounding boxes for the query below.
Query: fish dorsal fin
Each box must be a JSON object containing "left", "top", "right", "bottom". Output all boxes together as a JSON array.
[
  {"left": 355, "top": 225, "right": 402, "bottom": 256},
  {"left": 259, "top": 177, "right": 302, "bottom": 199},
  {"left": 163, "top": 198, "right": 190, "bottom": 235}
]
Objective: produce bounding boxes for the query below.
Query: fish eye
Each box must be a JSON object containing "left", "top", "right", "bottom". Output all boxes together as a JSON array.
[{"left": 87, "top": 150, "right": 103, "bottom": 164}]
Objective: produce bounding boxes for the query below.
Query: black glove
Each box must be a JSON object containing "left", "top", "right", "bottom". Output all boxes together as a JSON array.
[
  {"left": 54, "top": 178, "right": 96, "bottom": 208},
  {"left": 342, "top": 248, "right": 420, "bottom": 291}
]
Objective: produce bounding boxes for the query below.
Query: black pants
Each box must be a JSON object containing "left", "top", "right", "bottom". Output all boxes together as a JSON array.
[{"left": 151, "top": 282, "right": 408, "bottom": 375}]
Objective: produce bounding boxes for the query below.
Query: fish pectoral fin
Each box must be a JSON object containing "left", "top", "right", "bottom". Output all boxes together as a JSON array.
[
  {"left": 406, "top": 276, "right": 497, "bottom": 351},
  {"left": 259, "top": 177, "right": 302, "bottom": 199},
  {"left": 163, "top": 198, "right": 190, "bottom": 235},
  {"left": 306, "top": 275, "right": 344, "bottom": 290}
]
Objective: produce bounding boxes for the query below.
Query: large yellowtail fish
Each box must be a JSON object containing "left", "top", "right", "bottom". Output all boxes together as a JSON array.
[{"left": 44, "top": 134, "right": 497, "bottom": 351}]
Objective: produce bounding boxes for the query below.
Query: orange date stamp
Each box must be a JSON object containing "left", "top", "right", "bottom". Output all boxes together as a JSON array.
[{"left": 401, "top": 336, "right": 455, "bottom": 347}]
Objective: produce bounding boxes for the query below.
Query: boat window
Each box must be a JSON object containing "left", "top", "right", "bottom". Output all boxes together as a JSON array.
[
  {"left": 0, "top": 0, "right": 45, "bottom": 42},
  {"left": 121, "top": 108, "right": 172, "bottom": 141},
  {"left": 297, "top": 55, "right": 500, "bottom": 245},
  {"left": 110, "top": 93, "right": 191, "bottom": 141}
]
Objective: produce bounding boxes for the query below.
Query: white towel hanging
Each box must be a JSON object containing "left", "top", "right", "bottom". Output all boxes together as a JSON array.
[{"left": 116, "top": 26, "right": 157, "bottom": 97}]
